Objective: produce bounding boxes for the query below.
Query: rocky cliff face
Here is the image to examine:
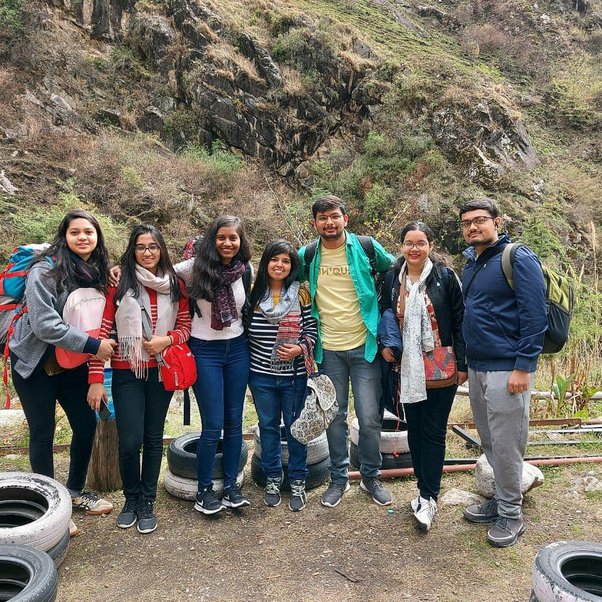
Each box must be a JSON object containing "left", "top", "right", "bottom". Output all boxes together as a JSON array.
[{"left": 38, "top": 0, "right": 539, "bottom": 187}]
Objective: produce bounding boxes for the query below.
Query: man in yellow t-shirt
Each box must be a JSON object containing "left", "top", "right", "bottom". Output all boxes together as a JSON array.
[{"left": 299, "top": 195, "right": 394, "bottom": 508}]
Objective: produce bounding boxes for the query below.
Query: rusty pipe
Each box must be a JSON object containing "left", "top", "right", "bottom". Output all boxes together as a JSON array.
[{"left": 348, "top": 455, "right": 602, "bottom": 480}]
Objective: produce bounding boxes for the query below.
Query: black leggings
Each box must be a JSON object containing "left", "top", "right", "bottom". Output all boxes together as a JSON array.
[
  {"left": 12, "top": 361, "right": 97, "bottom": 495},
  {"left": 403, "top": 384, "right": 457, "bottom": 501},
  {"left": 111, "top": 368, "right": 172, "bottom": 502}
]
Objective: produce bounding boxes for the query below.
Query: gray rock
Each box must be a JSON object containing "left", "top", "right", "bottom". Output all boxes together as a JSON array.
[
  {"left": 440, "top": 488, "right": 486, "bottom": 507},
  {"left": 431, "top": 99, "right": 539, "bottom": 187},
  {"left": 0, "top": 409, "right": 26, "bottom": 427},
  {"left": 137, "top": 106, "right": 164, "bottom": 132},
  {"left": 574, "top": 473, "right": 602, "bottom": 493},
  {"left": 475, "top": 454, "right": 544, "bottom": 498},
  {"left": 96, "top": 108, "right": 122, "bottom": 127}
]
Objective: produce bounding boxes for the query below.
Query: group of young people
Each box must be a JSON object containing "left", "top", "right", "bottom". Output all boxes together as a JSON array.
[{"left": 11, "top": 194, "right": 547, "bottom": 549}]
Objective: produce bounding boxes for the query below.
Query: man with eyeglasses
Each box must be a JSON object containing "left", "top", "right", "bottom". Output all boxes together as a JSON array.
[
  {"left": 459, "top": 198, "right": 547, "bottom": 547},
  {"left": 299, "top": 195, "right": 394, "bottom": 508}
]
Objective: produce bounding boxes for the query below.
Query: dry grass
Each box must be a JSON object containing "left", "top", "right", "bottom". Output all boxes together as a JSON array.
[{"left": 206, "top": 41, "right": 262, "bottom": 82}]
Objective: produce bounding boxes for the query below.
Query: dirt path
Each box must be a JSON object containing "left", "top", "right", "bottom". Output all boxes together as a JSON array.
[{"left": 3, "top": 451, "right": 601, "bottom": 602}]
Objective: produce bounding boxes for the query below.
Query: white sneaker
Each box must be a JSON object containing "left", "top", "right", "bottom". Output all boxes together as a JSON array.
[
  {"left": 414, "top": 497, "right": 437, "bottom": 532},
  {"left": 410, "top": 494, "right": 421, "bottom": 513}
]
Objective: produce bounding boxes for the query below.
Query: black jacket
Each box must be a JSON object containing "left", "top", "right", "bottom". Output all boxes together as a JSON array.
[{"left": 380, "top": 260, "right": 467, "bottom": 372}]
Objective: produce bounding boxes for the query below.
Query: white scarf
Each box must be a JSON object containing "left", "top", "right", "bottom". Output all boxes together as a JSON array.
[
  {"left": 115, "top": 265, "right": 178, "bottom": 378},
  {"left": 399, "top": 258, "right": 434, "bottom": 404}
]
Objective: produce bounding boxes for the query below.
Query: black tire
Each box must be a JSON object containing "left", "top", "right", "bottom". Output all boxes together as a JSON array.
[
  {"left": 349, "top": 441, "right": 413, "bottom": 470},
  {"left": 45, "top": 530, "right": 69, "bottom": 569},
  {"left": 0, "top": 473, "right": 71, "bottom": 553},
  {"left": 167, "top": 434, "right": 248, "bottom": 480},
  {"left": 0, "top": 544, "right": 57, "bottom": 602},
  {"left": 253, "top": 427, "right": 329, "bottom": 466},
  {"left": 532, "top": 540, "right": 602, "bottom": 601},
  {"left": 250, "top": 454, "right": 330, "bottom": 491}
]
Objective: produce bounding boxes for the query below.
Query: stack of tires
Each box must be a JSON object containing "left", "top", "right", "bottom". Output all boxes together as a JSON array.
[
  {"left": 0, "top": 472, "right": 72, "bottom": 601},
  {"left": 164, "top": 433, "right": 248, "bottom": 501},
  {"left": 251, "top": 427, "right": 330, "bottom": 491},
  {"left": 349, "top": 413, "right": 412, "bottom": 470}
]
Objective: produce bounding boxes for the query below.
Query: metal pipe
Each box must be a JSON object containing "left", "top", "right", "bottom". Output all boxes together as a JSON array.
[{"left": 348, "top": 455, "right": 602, "bottom": 480}]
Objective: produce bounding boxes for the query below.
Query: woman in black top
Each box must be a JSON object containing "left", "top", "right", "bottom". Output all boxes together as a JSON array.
[{"left": 380, "top": 221, "right": 466, "bottom": 532}]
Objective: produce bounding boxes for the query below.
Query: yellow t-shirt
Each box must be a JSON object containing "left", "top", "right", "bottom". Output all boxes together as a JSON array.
[{"left": 315, "top": 243, "right": 367, "bottom": 351}]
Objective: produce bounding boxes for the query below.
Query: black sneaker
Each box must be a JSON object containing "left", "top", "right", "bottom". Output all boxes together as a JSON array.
[
  {"left": 360, "top": 477, "right": 392, "bottom": 506},
  {"left": 222, "top": 484, "right": 250, "bottom": 509},
  {"left": 136, "top": 499, "right": 157, "bottom": 534},
  {"left": 116, "top": 499, "right": 138, "bottom": 529},
  {"left": 487, "top": 516, "right": 525, "bottom": 547},
  {"left": 320, "top": 482, "right": 351, "bottom": 508},
  {"left": 194, "top": 487, "right": 225, "bottom": 515},
  {"left": 463, "top": 498, "right": 499, "bottom": 523},
  {"left": 264, "top": 477, "right": 282, "bottom": 507},
  {"left": 288, "top": 480, "right": 307, "bottom": 512}
]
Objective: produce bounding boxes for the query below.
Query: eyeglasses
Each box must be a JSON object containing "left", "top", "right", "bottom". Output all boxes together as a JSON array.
[
  {"left": 135, "top": 244, "right": 160, "bottom": 254},
  {"left": 402, "top": 241, "right": 429, "bottom": 250},
  {"left": 460, "top": 216, "right": 495, "bottom": 229},
  {"left": 316, "top": 214, "right": 344, "bottom": 223}
]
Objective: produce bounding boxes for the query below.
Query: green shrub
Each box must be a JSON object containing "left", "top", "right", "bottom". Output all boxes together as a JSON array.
[
  {"left": 0, "top": 186, "right": 128, "bottom": 262},
  {"left": 0, "top": 0, "right": 24, "bottom": 34},
  {"left": 181, "top": 141, "right": 242, "bottom": 178}
]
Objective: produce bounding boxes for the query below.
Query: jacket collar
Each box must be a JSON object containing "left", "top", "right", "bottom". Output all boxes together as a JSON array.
[{"left": 462, "top": 232, "right": 510, "bottom": 261}]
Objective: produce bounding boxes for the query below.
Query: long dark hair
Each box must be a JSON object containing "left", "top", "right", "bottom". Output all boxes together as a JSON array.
[
  {"left": 115, "top": 224, "right": 181, "bottom": 303},
  {"left": 249, "top": 240, "right": 299, "bottom": 310},
  {"left": 394, "top": 220, "right": 450, "bottom": 272},
  {"left": 188, "top": 215, "right": 251, "bottom": 301},
  {"left": 39, "top": 209, "right": 110, "bottom": 292}
]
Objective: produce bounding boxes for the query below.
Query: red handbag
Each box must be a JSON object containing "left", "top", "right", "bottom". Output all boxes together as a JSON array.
[
  {"left": 159, "top": 343, "right": 197, "bottom": 391},
  {"left": 423, "top": 290, "right": 457, "bottom": 389}
]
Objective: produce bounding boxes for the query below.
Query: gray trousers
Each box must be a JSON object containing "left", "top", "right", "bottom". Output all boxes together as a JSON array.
[{"left": 468, "top": 369, "right": 533, "bottom": 519}]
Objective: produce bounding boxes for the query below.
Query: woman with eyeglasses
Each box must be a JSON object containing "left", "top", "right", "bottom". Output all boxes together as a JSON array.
[
  {"left": 379, "top": 221, "right": 467, "bottom": 532},
  {"left": 88, "top": 224, "right": 191, "bottom": 534}
]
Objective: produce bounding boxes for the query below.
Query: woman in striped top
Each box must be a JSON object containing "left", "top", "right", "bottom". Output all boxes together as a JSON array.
[
  {"left": 247, "top": 240, "right": 318, "bottom": 512},
  {"left": 88, "top": 224, "right": 191, "bottom": 534}
]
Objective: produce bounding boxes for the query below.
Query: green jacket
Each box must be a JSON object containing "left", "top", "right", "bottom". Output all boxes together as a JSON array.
[{"left": 298, "top": 232, "right": 394, "bottom": 363}]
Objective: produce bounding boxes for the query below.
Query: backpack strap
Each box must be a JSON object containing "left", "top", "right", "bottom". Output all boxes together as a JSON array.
[
  {"left": 357, "top": 235, "right": 377, "bottom": 276},
  {"left": 303, "top": 239, "right": 319, "bottom": 269},
  {"left": 501, "top": 242, "right": 525, "bottom": 290}
]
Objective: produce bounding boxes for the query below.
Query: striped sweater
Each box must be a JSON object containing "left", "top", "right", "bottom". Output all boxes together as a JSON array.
[
  {"left": 88, "top": 281, "right": 191, "bottom": 384},
  {"left": 248, "top": 289, "right": 318, "bottom": 377}
]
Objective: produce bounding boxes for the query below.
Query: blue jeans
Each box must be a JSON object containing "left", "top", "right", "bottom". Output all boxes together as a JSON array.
[
  {"left": 248, "top": 371, "right": 308, "bottom": 482},
  {"left": 112, "top": 368, "right": 173, "bottom": 502},
  {"left": 189, "top": 335, "right": 249, "bottom": 490},
  {"left": 320, "top": 345, "right": 382, "bottom": 483}
]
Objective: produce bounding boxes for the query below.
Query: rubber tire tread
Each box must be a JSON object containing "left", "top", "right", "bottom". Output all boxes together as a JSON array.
[
  {"left": 167, "top": 434, "right": 248, "bottom": 480},
  {"left": 531, "top": 540, "right": 602, "bottom": 602},
  {"left": 0, "top": 543, "right": 57, "bottom": 602},
  {"left": 163, "top": 469, "right": 245, "bottom": 502},
  {"left": 45, "top": 530, "right": 69, "bottom": 569},
  {"left": 0, "top": 473, "right": 71, "bottom": 553},
  {"left": 253, "top": 427, "right": 329, "bottom": 466},
  {"left": 250, "top": 454, "right": 330, "bottom": 491},
  {"left": 349, "top": 441, "right": 413, "bottom": 470}
]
